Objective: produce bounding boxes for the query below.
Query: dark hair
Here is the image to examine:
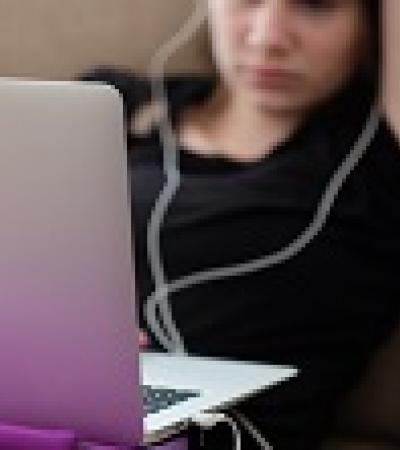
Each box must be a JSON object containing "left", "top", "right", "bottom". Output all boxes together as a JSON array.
[
  {"left": 362, "top": 0, "right": 381, "bottom": 88},
  {"left": 317, "top": 0, "right": 381, "bottom": 141}
]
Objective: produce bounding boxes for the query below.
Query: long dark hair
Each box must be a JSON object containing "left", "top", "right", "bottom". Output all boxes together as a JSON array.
[
  {"left": 313, "top": 0, "right": 381, "bottom": 146},
  {"left": 362, "top": 0, "right": 381, "bottom": 88}
]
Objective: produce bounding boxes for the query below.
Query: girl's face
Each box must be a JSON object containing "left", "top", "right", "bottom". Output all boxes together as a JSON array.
[{"left": 207, "top": 0, "right": 370, "bottom": 114}]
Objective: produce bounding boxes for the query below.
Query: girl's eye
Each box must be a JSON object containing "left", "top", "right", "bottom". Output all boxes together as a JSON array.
[
  {"left": 232, "top": 0, "right": 263, "bottom": 7},
  {"left": 292, "top": 0, "right": 337, "bottom": 12},
  {"left": 239, "top": 0, "right": 262, "bottom": 6},
  {"left": 232, "top": 0, "right": 339, "bottom": 13},
  {"left": 234, "top": 0, "right": 339, "bottom": 11}
]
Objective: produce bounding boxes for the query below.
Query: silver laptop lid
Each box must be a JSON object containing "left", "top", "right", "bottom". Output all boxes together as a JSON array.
[{"left": 0, "top": 79, "right": 142, "bottom": 446}]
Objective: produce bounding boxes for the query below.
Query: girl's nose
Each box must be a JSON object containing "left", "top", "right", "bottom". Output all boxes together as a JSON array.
[{"left": 247, "top": 1, "right": 290, "bottom": 53}]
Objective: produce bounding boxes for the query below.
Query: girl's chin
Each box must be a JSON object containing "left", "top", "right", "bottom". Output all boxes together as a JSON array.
[{"left": 248, "top": 91, "right": 306, "bottom": 114}]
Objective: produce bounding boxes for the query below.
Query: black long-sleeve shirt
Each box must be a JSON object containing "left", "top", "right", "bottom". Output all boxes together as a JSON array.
[{"left": 80, "top": 68, "right": 400, "bottom": 450}]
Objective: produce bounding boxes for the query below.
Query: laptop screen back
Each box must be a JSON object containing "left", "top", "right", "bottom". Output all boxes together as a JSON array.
[{"left": 0, "top": 79, "right": 142, "bottom": 446}]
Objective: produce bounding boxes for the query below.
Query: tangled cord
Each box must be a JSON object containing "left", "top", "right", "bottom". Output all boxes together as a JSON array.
[
  {"left": 142, "top": 1, "right": 381, "bottom": 449},
  {"left": 190, "top": 410, "right": 274, "bottom": 450},
  {"left": 191, "top": 412, "right": 243, "bottom": 450}
]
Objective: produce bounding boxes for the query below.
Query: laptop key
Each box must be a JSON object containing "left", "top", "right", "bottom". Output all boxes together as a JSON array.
[{"left": 142, "top": 385, "right": 200, "bottom": 416}]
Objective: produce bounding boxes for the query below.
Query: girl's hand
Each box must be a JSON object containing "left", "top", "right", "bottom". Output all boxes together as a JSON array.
[{"left": 139, "top": 329, "right": 149, "bottom": 350}]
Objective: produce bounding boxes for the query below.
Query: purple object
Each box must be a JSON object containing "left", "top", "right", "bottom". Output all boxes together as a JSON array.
[
  {"left": 0, "top": 422, "right": 76, "bottom": 449},
  {"left": 79, "top": 442, "right": 135, "bottom": 450},
  {"left": 151, "top": 436, "right": 188, "bottom": 450},
  {"left": 0, "top": 423, "right": 188, "bottom": 450},
  {"left": 80, "top": 445, "right": 134, "bottom": 450},
  {"left": 79, "top": 435, "right": 187, "bottom": 450}
]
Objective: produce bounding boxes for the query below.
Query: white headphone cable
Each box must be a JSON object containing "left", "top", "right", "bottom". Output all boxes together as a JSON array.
[{"left": 144, "top": 97, "right": 380, "bottom": 352}]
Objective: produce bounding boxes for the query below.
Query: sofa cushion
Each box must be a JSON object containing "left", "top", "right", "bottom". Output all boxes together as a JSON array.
[{"left": 325, "top": 323, "right": 400, "bottom": 444}]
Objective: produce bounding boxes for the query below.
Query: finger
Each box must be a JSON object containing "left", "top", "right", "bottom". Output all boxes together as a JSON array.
[{"left": 139, "top": 330, "right": 149, "bottom": 348}]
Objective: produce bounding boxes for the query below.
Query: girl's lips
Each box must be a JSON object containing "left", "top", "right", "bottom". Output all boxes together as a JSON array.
[
  {"left": 246, "top": 66, "right": 300, "bottom": 89},
  {"left": 251, "top": 67, "right": 297, "bottom": 77}
]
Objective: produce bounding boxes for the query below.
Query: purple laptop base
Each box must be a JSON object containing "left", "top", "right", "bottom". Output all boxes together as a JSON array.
[{"left": 0, "top": 422, "right": 188, "bottom": 450}]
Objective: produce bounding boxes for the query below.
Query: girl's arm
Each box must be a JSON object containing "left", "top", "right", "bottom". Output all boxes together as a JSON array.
[{"left": 383, "top": 0, "right": 400, "bottom": 141}]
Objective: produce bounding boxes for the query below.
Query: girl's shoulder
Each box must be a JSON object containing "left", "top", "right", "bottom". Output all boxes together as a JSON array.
[{"left": 77, "top": 66, "right": 217, "bottom": 139}]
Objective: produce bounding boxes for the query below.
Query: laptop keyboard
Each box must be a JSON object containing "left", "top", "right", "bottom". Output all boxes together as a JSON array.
[{"left": 142, "top": 385, "right": 200, "bottom": 416}]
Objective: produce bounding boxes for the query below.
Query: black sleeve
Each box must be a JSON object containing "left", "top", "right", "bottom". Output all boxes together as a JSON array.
[
  {"left": 76, "top": 66, "right": 217, "bottom": 128},
  {"left": 76, "top": 66, "right": 152, "bottom": 123}
]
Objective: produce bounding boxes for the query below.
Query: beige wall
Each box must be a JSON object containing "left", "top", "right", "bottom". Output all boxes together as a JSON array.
[{"left": 0, "top": 0, "right": 212, "bottom": 80}]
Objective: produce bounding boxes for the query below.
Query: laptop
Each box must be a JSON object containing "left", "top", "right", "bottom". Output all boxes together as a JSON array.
[{"left": 0, "top": 78, "right": 298, "bottom": 447}]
